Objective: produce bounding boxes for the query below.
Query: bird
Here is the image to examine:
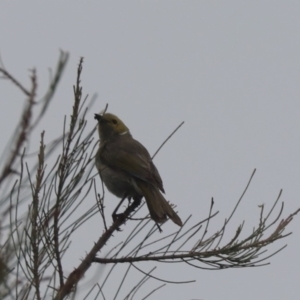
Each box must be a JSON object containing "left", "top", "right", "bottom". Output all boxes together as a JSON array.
[{"left": 94, "top": 112, "right": 182, "bottom": 227}]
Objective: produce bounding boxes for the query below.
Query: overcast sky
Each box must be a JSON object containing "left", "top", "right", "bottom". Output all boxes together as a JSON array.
[{"left": 1, "top": 2, "right": 300, "bottom": 300}]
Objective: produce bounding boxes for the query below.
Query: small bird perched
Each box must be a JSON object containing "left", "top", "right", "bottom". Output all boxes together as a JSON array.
[{"left": 94, "top": 112, "right": 182, "bottom": 227}]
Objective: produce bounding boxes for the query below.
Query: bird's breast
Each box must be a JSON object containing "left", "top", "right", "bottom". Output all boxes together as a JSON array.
[{"left": 96, "top": 153, "right": 141, "bottom": 199}]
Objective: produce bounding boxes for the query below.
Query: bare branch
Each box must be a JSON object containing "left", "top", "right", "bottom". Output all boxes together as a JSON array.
[
  {"left": 152, "top": 121, "right": 184, "bottom": 159},
  {"left": 0, "top": 66, "right": 31, "bottom": 96},
  {"left": 1, "top": 56, "right": 299, "bottom": 300}
]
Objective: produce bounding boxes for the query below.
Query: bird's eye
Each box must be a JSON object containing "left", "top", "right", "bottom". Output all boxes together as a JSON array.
[{"left": 112, "top": 119, "right": 118, "bottom": 125}]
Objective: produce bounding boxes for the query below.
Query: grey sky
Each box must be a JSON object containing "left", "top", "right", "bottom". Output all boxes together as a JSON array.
[{"left": 1, "top": 2, "right": 300, "bottom": 299}]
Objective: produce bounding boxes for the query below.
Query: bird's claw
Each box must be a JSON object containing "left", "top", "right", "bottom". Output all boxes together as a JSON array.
[{"left": 112, "top": 213, "right": 126, "bottom": 231}]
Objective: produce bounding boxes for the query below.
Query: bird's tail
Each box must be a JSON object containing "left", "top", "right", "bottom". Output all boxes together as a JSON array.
[{"left": 138, "top": 182, "right": 182, "bottom": 227}]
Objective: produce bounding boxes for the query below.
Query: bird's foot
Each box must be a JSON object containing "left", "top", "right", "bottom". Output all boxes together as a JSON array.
[{"left": 112, "top": 213, "right": 126, "bottom": 231}]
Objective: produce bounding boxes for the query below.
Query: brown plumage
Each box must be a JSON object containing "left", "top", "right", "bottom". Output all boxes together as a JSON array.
[{"left": 95, "top": 112, "right": 182, "bottom": 226}]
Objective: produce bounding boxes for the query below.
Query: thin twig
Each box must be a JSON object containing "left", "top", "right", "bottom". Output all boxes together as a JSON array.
[{"left": 152, "top": 121, "right": 184, "bottom": 159}]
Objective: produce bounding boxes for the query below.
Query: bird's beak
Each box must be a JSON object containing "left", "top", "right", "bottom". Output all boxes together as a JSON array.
[{"left": 94, "top": 114, "right": 102, "bottom": 122}]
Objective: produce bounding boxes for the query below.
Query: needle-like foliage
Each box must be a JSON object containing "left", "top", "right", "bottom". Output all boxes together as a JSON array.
[{"left": 0, "top": 55, "right": 299, "bottom": 300}]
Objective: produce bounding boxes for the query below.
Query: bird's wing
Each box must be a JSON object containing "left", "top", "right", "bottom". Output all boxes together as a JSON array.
[{"left": 100, "top": 137, "right": 164, "bottom": 192}]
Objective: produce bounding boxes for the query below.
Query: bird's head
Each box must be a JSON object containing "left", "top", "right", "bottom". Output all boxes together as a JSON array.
[{"left": 95, "top": 112, "right": 130, "bottom": 140}]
